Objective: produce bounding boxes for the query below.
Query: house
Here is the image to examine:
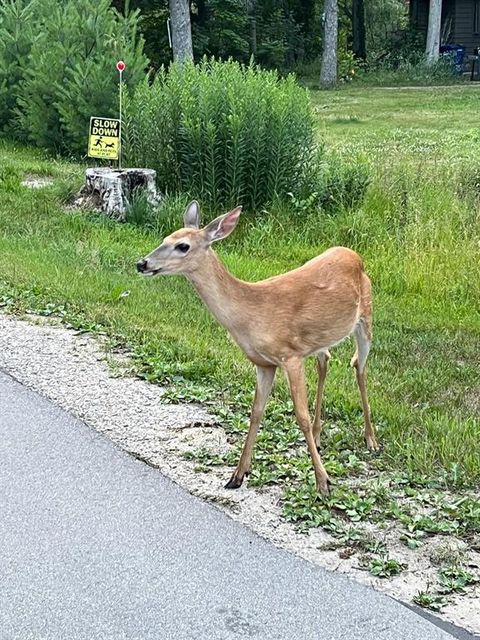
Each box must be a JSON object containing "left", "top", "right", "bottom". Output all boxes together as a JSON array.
[{"left": 410, "top": 0, "right": 480, "bottom": 55}]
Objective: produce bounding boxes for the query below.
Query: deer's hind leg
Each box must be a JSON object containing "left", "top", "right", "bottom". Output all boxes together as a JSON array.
[
  {"left": 284, "top": 358, "right": 330, "bottom": 496},
  {"left": 313, "top": 350, "right": 330, "bottom": 449},
  {"left": 351, "top": 315, "right": 379, "bottom": 452}
]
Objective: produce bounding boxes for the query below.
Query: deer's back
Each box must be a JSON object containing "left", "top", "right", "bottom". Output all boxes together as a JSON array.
[
  {"left": 231, "top": 247, "right": 369, "bottom": 364},
  {"left": 255, "top": 246, "right": 365, "bottom": 299}
]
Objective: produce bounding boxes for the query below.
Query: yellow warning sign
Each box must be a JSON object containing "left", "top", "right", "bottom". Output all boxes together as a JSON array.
[{"left": 88, "top": 116, "right": 120, "bottom": 160}]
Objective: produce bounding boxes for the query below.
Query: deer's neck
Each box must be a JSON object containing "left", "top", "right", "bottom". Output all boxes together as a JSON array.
[{"left": 186, "top": 249, "right": 251, "bottom": 332}]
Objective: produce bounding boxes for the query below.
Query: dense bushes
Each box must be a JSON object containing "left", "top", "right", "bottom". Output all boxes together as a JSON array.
[
  {"left": 0, "top": 0, "right": 146, "bottom": 154},
  {"left": 123, "top": 59, "right": 318, "bottom": 212},
  {"left": 0, "top": 4, "right": 371, "bottom": 215},
  {"left": 359, "top": 54, "right": 462, "bottom": 87}
]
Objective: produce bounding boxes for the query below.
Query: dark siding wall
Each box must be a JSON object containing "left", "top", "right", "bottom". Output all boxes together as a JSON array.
[
  {"left": 412, "top": 0, "right": 456, "bottom": 42},
  {"left": 411, "top": 0, "right": 479, "bottom": 53},
  {"left": 455, "top": 0, "right": 480, "bottom": 52},
  {"left": 443, "top": 0, "right": 457, "bottom": 42},
  {"left": 411, "top": 0, "right": 429, "bottom": 32}
]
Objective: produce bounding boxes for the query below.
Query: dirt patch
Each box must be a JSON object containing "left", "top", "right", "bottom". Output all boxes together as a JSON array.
[
  {"left": 464, "top": 389, "right": 480, "bottom": 414},
  {"left": 0, "top": 312, "right": 478, "bottom": 635},
  {"left": 21, "top": 174, "right": 54, "bottom": 189}
]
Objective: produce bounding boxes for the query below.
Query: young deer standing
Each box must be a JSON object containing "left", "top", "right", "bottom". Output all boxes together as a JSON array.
[{"left": 137, "top": 201, "right": 378, "bottom": 496}]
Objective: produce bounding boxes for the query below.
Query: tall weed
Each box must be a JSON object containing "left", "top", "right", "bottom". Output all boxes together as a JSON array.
[{"left": 123, "top": 59, "right": 318, "bottom": 212}]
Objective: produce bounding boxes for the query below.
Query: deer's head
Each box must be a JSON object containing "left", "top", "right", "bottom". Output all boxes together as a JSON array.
[{"left": 136, "top": 201, "right": 242, "bottom": 276}]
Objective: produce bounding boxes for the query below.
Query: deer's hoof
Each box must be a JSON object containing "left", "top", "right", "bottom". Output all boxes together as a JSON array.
[
  {"left": 224, "top": 473, "right": 244, "bottom": 490},
  {"left": 365, "top": 436, "right": 381, "bottom": 453},
  {"left": 317, "top": 478, "right": 331, "bottom": 498}
]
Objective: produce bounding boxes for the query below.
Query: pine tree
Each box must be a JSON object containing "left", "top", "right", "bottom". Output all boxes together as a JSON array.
[
  {"left": 14, "top": 0, "right": 147, "bottom": 154},
  {"left": 0, "top": 0, "right": 38, "bottom": 132}
]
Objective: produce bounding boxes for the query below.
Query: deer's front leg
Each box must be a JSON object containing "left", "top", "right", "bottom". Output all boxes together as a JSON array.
[
  {"left": 283, "top": 358, "right": 331, "bottom": 497},
  {"left": 225, "top": 365, "right": 276, "bottom": 489}
]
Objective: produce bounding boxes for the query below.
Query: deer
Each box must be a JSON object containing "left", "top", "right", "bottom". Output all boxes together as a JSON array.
[{"left": 136, "top": 201, "right": 379, "bottom": 496}]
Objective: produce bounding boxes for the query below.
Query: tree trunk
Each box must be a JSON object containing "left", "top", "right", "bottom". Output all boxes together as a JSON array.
[
  {"left": 76, "top": 168, "right": 161, "bottom": 221},
  {"left": 169, "top": 0, "right": 193, "bottom": 63},
  {"left": 426, "top": 0, "right": 442, "bottom": 64},
  {"left": 249, "top": 10, "right": 257, "bottom": 56},
  {"left": 320, "top": 0, "right": 338, "bottom": 89},
  {"left": 352, "top": 0, "right": 366, "bottom": 60}
]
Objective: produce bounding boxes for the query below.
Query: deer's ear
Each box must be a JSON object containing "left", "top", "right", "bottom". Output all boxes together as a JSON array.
[
  {"left": 203, "top": 207, "right": 242, "bottom": 244},
  {"left": 183, "top": 200, "right": 200, "bottom": 229}
]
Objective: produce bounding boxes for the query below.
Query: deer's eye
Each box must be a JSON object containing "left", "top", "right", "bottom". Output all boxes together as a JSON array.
[{"left": 175, "top": 242, "right": 190, "bottom": 254}]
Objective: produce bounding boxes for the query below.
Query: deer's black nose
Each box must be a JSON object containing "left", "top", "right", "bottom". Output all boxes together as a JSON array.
[{"left": 137, "top": 259, "right": 148, "bottom": 273}]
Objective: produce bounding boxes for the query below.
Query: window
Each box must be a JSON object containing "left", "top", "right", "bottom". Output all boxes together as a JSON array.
[{"left": 475, "top": 0, "right": 480, "bottom": 35}]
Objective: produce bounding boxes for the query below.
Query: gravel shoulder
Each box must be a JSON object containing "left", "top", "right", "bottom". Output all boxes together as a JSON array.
[{"left": 0, "top": 312, "right": 478, "bottom": 636}]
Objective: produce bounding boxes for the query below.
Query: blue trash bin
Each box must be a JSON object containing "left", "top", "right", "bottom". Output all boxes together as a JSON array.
[{"left": 440, "top": 44, "right": 466, "bottom": 71}]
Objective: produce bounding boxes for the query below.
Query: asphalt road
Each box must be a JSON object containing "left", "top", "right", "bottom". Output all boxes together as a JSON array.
[{"left": 0, "top": 369, "right": 473, "bottom": 640}]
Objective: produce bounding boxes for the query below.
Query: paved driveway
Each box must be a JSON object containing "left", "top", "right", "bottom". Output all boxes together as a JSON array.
[{"left": 0, "top": 370, "right": 470, "bottom": 640}]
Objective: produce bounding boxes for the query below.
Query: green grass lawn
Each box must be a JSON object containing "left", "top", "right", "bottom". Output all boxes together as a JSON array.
[
  {"left": 0, "top": 87, "right": 479, "bottom": 560},
  {"left": 314, "top": 84, "right": 480, "bottom": 160}
]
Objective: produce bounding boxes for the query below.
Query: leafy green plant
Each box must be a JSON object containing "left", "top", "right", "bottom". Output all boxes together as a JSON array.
[
  {"left": 400, "top": 530, "right": 425, "bottom": 550},
  {"left": 338, "top": 49, "right": 364, "bottom": 83},
  {"left": 0, "top": 165, "right": 21, "bottom": 192},
  {"left": 405, "top": 514, "right": 460, "bottom": 537},
  {"left": 413, "top": 591, "right": 448, "bottom": 612},
  {"left": 287, "top": 191, "right": 319, "bottom": 215},
  {"left": 367, "top": 556, "right": 405, "bottom": 578},
  {"left": 125, "top": 187, "right": 155, "bottom": 227},
  {"left": 282, "top": 483, "right": 340, "bottom": 531},
  {"left": 331, "top": 492, "right": 377, "bottom": 522},
  {"left": 438, "top": 566, "right": 478, "bottom": 594},
  {"left": 123, "top": 58, "right": 317, "bottom": 212},
  {"left": 412, "top": 562, "right": 477, "bottom": 611},
  {"left": 316, "top": 154, "right": 371, "bottom": 211}
]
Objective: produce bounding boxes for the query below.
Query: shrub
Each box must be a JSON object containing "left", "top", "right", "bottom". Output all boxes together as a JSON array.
[
  {"left": 359, "top": 56, "right": 462, "bottom": 87},
  {"left": 317, "top": 155, "right": 371, "bottom": 210},
  {"left": 8, "top": 0, "right": 147, "bottom": 154},
  {"left": 289, "top": 154, "right": 370, "bottom": 214},
  {"left": 123, "top": 58, "right": 318, "bottom": 212}
]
